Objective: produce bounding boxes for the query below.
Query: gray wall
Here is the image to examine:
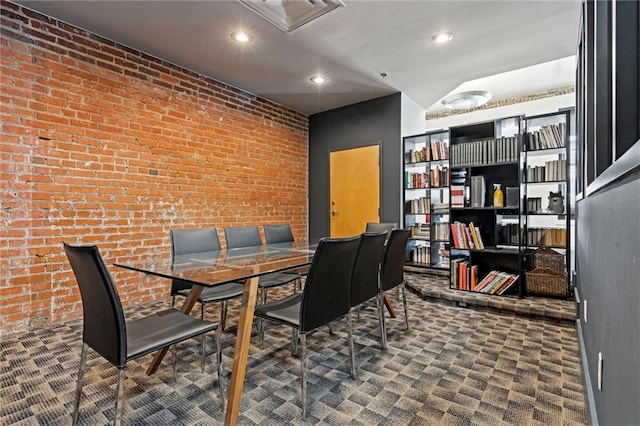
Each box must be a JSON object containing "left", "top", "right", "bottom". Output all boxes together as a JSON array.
[
  {"left": 576, "top": 168, "right": 640, "bottom": 425},
  {"left": 308, "top": 93, "right": 402, "bottom": 239}
]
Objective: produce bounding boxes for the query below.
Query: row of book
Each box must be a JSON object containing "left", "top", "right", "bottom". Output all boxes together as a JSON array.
[
  {"left": 527, "top": 197, "right": 543, "bottom": 213},
  {"left": 452, "top": 260, "right": 519, "bottom": 295},
  {"left": 405, "top": 197, "right": 430, "bottom": 214},
  {"left": 451, "top": 259, "right": 477, "bottom": 290},
  {"left": 498, "top": 223, "right": 520, "bottom": 245},
  {"left": 431, "top": 165, "right": 450, "bottom": 187},
  {"left": 433, "top": 222, "right": 450, "bottom": 241},
  {"left": 404, "top": 171, "right": 429, "bottom": 189},
  {"left": 450, "top": 221, "right": 485, "bottom": 249},
  {"left": 526, "top": 123, "right": 566, "bottom": 150},
  {"left": 431, "top": 140, "right": 449, "bottom": 161},
  {"left": 526, "top": 159, "right": 567, "bottom": 183},
  {"left": 527, "top": 228, "right": 567, "bottom": 247},
  {"left": 405, "top": 140, "right": 450, "bottom": 163},
  {"left": 406, "top": 146, "right": 430, "bottom": 163},
  {"left": 450, "top": 136, "right": 519, "bottom": 167},
  {"left": 409, "top": 245, "right": 431, "bottom": 264}
]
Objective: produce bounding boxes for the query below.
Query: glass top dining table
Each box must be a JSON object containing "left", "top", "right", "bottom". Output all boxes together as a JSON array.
[{"left": 114, "top": 240, "right": 319, "bottom": 426}]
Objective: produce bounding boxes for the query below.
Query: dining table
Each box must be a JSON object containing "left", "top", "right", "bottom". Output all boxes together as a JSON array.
[
  {"left": 114, "top": 238, "right": 398, "bottom": 425},
  {"left": 115, "top": 240, "right": 317, "bottom": 425}
]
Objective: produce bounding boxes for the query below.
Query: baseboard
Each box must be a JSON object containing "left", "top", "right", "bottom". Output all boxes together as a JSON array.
[{"left": 576, "top": 319, "right": 599, "bottom": 426}]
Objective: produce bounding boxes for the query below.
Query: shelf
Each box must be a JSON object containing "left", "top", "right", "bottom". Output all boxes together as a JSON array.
[
  {"left": 526, "top": 213, "right": 567, "bottom": 217},
  {"left": 410, "top": 236, "right": 431, "bottom": 241},
  {"left": 451, "top": 207, "right": 519, "bottom": 212},
  {"left": 405, "top": 161, "right": 429, "bottom": 166},
  {"left": 526, "top": 180, "right": 567, "bottom": 185},
  {"left": 450, "top": 161, "right": 518, "bottom": 169},
  {"left": 404, "top": 187, "right": 429, "bottom": 190},
  {"left": 431, "top": 239, "right": 450, "bottom": 243},
  {"left": 525, "top": 147, "right": 566, "bottom": 156},
  {"left": 431, "top": 186, "right": 449, "bottom": 189}
]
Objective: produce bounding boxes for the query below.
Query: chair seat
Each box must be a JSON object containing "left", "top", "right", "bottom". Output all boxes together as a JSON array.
[
  {"left": 258, "top": 272, "right": 299, "bottom": 289},
  {"left": 126, "top": 308, "right": 218, "bottom": 361},
  {"left": 177, "top": 281, "right": 244, "bottom": 303},
  {"left": 255, "top": 293, "right": 302, "bottom": 328}
]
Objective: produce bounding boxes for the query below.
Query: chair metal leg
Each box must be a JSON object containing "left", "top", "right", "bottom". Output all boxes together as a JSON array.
[
  {"left": 172, "top": 344, "right": 178, "bottom": 381},
  {"left": 300, "top": 333, "right": 307, "bottom": 420},
  {"left": 200, "top": 302, "right": 208, "bottom": 371},
  {"left": 376, "top": 295, "right": 386, "bottom": 350},
  {"left": 346, "top": 312, "right": 356, "bottom": 379},
  {"left": 71, "top": 343, "right": 88, "bottom": 426},
  {"left": 291, "top": 328, "right": 298, "bottom": 356},
  {"left": 328, "top": 322, "right": 334, "bottom": 334},
  {"left": 401, "top": 284, "right": 409, "bottom": 330},
  {"left": 259, "top": 289, "right": 267, "bottom": 347},
  {"left": 114, "top": 367, "right": 125, "bottom": 426},
  {"left": 171, "top": 295, "right": 176, "bottom": 307},
  {"left": 215, "top": 325, "right": 225, "bottom": 407},
  {"left": 379, "top": 292, "right": 388, "bottom": 350},
  {"left": 220, "top": 300, "right": 228, "bottom": 331}
]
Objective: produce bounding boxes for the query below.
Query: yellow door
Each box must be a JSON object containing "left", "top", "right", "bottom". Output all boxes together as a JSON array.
[{"left": 329, "top": 144, "right": 380, "bottom": 237}]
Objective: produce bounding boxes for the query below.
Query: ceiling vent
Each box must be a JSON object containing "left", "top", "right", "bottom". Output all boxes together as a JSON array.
[{"left": 238, "top": 0, "right": 345, "bottom": 33}]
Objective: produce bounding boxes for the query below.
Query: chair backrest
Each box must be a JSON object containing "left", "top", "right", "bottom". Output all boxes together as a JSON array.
[
  {"left": 224, "top": 225, "right": 262, "bottom": 249},
  {"left": 379, "top": 228, "right": 411, "bottom": 292},
  {"left": 171, "top": 227, "right": 222, "bottom": 257},
  {"left": 170, "top": 228, "right": 222, "bottom": 295},
  {"left": 350, "top": 232, "right": 387, "bottom": 308},
  {"left": 63, "top": 243, "right": 126, "bottom": 368},
  {"left": 365, "top": 222, "right": 397, "bottom": 238},
  {"left": 263, "top": 223, "right": 295, "bottom": 244},
  {"left": 300, "top": 236, "right": 360, "bottom": 333}
]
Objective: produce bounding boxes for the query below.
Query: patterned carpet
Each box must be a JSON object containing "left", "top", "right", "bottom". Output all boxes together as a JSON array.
[{"left": 0, "top": 274, "right": 587, "bottom": 425}]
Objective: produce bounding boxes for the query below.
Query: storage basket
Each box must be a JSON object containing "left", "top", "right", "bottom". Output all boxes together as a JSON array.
[
  {"left": 526, "top": 267, "right": 568, "bottom": 297},
  {"left": 530, "top": 247, "right": 565, "bottom": 274}
]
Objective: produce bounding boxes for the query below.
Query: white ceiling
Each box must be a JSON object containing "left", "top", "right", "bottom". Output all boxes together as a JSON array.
[{"left": 16, "top": 0, "right": 581, "bottom": 115}]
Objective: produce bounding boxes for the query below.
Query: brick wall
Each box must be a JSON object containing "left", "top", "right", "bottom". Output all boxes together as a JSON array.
[{"left": 0, "top": 1, "right": 309, "bottom": 334}]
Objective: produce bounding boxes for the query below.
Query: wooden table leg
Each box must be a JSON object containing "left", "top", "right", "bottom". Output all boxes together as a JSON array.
[
  {"left": 383, "top": 293, "right": 397, "bottom": 319},
  {"left": 146, "top": 285, "right": 204, "bottom": 375},
  {"left": 224, "top": 276, "right": 260, "bottom": 426}
]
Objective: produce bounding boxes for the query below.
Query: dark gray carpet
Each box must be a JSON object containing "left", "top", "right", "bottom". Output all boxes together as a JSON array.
[{"left": 0, "top": 275, "right": 587, "bottom": 425}]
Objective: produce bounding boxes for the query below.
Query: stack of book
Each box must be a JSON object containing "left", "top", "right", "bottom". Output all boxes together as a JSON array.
[
  {"left": 474, "top": 270, "right": 519, "bottom": 295},
  {"left": 450, "top": 221, "right": 485, "bottom": 249}
]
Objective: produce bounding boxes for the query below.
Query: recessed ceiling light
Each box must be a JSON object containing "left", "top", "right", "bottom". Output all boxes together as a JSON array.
[
  {"left": 231, "top": 31, "right": 252, "bottom": 43},
  {"left": 431, "top": 32, "right": 453, "bottom": 44},
  {"left": 441, "top": 90, "right": 492, "bottom": 110},
  {"left": 310, "top": 75, "right": 327, "bottom": 85}
]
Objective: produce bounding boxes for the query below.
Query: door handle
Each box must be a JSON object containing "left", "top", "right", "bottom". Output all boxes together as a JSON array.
[{"left": 331, "top": 210, "right": 339, "bottom": 216}]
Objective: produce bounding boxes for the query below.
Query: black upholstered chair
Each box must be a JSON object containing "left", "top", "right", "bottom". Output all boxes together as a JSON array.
[
  {"left": 254, "top": 235, "right": 360, "bottom": 420},
  {"left": 170, "top": 227, "right": 243, "bottom": 330},
  {"left": 378, "top": 228, "right": 411, "bottom": 349},
  {"left": 263, "top": 223, "right": 308, "bottom": 286},
  {"left": 350, "top": 231, "right": 388, "bottom": 348},
  {"left": 223, "top": 225, "right": 298, "bottom": 299},
  {"left": 63, "top": 243, "right": 224, "bottom": 426},
  {"left": 365, "top": 222, "right": 397, "bottom": 237},
  {"left": 263, "top": 223, "right": 295, "bottom": 244}
]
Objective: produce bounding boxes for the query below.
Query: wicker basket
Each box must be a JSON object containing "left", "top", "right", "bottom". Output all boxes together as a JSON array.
[
  {"left": 530, "top": 247, "right": 565, "bottom": 274},
  {"left": 526, "top": 267, "right": 568, "bottom": 297}
]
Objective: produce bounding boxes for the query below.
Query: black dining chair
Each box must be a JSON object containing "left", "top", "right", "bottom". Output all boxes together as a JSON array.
[
  {"left": 171, "top": 227, "right": 244, "bottom": 330},
  {"left": 378, "top": 228, "right": 412, "bottom": 349},
  {"left": 63, "top": 243, "right": 224, "bottom": 426},
  {"left": 254, "top": 235, "right": 361, "bottom": 420},
  {"left": 365, "top": 222, "right": 397, "bottom": 238},
  {"left": 263, "top": 223, "right": 307, "bottom": 288},
  {"left": 350, "top": 231, "right": 388, "bottom": 349},
  {"left": 224, "top": 225, "right": 299, "bottom": 300}
]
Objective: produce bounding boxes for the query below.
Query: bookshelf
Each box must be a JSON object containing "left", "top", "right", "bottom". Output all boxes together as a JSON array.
[
  {"left": 448, "top": 117, "right": 523, "bottom": 296},
  {"left": 522, "top": 111, "right": 571, "bottom": 297},
  {"left": 403, "top": 130, "right": 450, "bottom": 271}
]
